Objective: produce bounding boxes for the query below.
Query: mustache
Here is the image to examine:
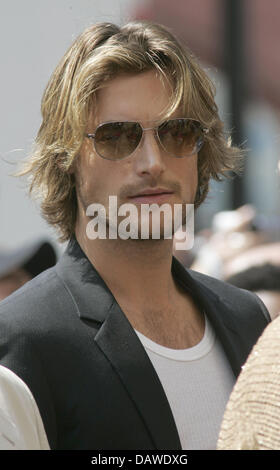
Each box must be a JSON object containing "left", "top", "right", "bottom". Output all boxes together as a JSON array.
[{"left": 119, "top": 180, "right": 182, "bottom": 199}]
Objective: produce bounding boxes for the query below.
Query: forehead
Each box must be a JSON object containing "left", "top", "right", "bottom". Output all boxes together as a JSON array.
[{"left": 92, "top": 70, "right": 180, "bottom": 125}]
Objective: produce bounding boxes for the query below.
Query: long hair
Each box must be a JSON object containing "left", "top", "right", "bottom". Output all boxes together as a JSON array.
[{"left": 19, "top": 21, "right": 243, "bottom": 242}]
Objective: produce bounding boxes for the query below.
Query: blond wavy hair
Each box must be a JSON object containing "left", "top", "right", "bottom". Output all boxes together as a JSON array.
[{"left": 20, "top": 21, "right": 242, "bottom": 242}]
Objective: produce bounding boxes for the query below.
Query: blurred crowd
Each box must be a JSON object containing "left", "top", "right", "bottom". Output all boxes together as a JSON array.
[{"left": 174, "top": 204, "right": 280, "bottom": 321}]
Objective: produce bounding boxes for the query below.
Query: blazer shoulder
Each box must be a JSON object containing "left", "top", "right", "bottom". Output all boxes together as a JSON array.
[
  {"left": 0, "top": 266, "right": 75, "bottom": 327},
  {"left": 188, "top": 268, "right": 271, "bottom": 324}
]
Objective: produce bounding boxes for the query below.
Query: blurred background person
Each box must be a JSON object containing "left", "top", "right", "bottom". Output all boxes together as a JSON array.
[
  {"left": 0, "top": 240, "right": 57, "bottom": 301},
  {"left": 223, "top": 240, "right": 280, "bottom": 279},
  {"left": 188, "top": 205, "right": 280, "bottom": 276},
  {"left": 178, "top": 203, "right": 280, "bottom": 320},
  {"left": 226, "top": 263, "right": 280, "bottom": 320}
]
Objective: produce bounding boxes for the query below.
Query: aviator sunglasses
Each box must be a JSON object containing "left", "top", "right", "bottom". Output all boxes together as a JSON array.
[{"left": 86, "top": 118, "right": 209, "bottom": 161}]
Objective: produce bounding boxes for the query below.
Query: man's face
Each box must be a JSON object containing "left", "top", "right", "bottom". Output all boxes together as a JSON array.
[{"left": 74, "top": 70, "right": 198, "bottom": 239}]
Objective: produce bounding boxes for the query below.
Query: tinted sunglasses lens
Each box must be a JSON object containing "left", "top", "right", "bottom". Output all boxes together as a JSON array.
[
  {"left": 158, "top": 119, "right": 204, "bottom": 157},
  {"left": 94, "top": 122, "right": 142, "bottom": 160}
]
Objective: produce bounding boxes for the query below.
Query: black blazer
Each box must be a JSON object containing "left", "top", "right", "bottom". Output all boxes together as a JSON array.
[{"left": 0, "top": 237, "right": 270, "bottom": 450}]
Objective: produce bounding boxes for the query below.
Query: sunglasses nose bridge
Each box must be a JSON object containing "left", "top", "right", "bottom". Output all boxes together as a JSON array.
[
  {"left": 139, "top": 124, "right": 160, "bottom": 145},
  {"left": 133, "top": 129, "right": 166, "bottom": 177},
  {"left": 141, "top": 125, "right": 157, "bottom": 132},
  {"left": 137, "top": 124, "right": 163, "bottom": 154}
]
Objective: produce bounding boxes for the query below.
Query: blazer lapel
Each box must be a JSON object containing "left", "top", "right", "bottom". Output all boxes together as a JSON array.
[
  {"left": 56, "top": 237, "right": 181, "bottom": 450},
  {"left": 171, "top": 256, "right": 253, "bottom": 377},
  {"left": 95, "top": 301, "right": 182, "bottom": 450}
]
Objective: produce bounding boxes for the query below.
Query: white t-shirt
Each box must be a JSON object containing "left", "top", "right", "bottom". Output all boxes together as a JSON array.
[{"left": 134, "top": 314, "right": 236, "bottom": 450}]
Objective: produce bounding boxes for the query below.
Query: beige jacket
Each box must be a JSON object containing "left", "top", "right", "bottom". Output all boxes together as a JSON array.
[{"left": 217, "top": 314, "right": 280, "bottom": 450}]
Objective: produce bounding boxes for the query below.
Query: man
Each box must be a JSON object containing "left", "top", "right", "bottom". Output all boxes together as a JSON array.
[{"left": 0, "top": 21, "right": 270, "bottom": 450}]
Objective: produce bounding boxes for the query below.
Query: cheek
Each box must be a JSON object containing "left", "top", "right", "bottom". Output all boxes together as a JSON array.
[
  {"left": 75, "top": 144, "right": 105, "bottom": 195},
  {"left": 77, "top": 154, "right": 126, "bottom": 204},
  {"left": 176, "top": 158, "right": 198, "bottom": 188}
]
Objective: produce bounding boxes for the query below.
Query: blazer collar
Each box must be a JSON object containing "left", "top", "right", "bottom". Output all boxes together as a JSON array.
[
  {"left": 171, "top": 257, "right": 244, "bottom": 377},
  {"left": 56, "top": 237, "right": 181, "bottom": 449},
  {"left": 56, "top": 237, "right": 242, "bottom": 449},
  {"left": 56, "top": 236, "right": 238, "bottom": 327}
]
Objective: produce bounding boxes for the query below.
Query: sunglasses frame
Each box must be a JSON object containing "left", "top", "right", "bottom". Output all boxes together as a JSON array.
[{"left": 86, "top": 118, "right": 209, "bottom": 161}]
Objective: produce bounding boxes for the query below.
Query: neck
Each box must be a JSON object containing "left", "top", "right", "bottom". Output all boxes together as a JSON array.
[
  {"left": 75, "top": 216, "right": 177, "bottom": 309},
  {"left": 75, "top": 215, "right": 205, "bottom": 349}
]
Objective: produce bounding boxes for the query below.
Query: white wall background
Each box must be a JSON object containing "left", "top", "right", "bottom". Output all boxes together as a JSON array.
[{"left": 0, "top": 0, "right": 135, "bottom": 253}]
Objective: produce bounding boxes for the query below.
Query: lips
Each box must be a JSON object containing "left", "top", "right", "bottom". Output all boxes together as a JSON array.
[
  {"left": 128, "top": 188, "right": 174, "bottom": 204},
  {"left": 129, "top": 188, "right": 174, "bottom": 197}
]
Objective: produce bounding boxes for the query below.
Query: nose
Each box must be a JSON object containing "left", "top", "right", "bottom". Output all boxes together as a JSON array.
[{"left": 133, "top": 128, "right": 166, "bottom": 178}]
